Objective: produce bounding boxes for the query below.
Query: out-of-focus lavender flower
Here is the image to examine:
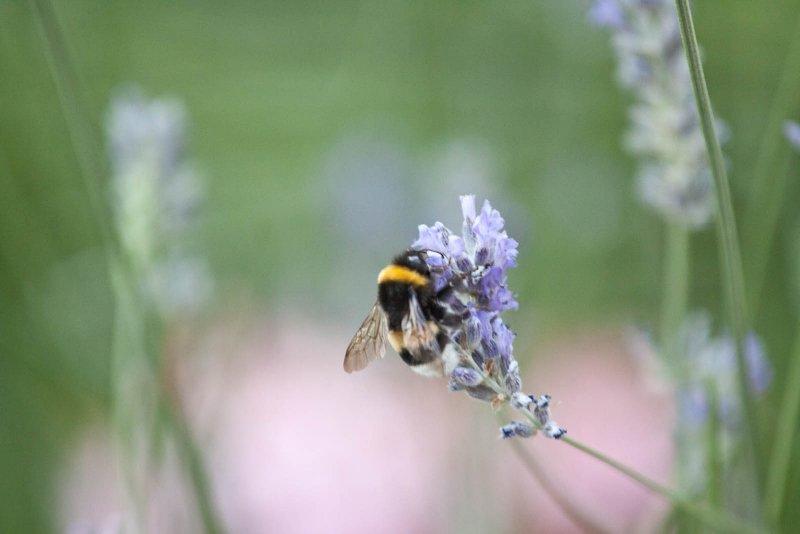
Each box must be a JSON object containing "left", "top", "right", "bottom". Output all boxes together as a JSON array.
[
  {"left": 589, "top": 0, "right": 724, "bottom": 228},
  {"left": 107, "top": 87, "right": 212, "bottom": 316},
  {"left": 411, "top": 196, "right": 564, "bottom": 439},
  {"left": 785, "top": 120, "right": 800, "bottom": 150},
  {"left": 588, "top": 0, "right": 625, "bottom": 29},
  {"left": 676, "top": 313, "right": 772, "bottom": 428},
  {"left": 668, "top": 312, "right": 772, "bottom": 494}
]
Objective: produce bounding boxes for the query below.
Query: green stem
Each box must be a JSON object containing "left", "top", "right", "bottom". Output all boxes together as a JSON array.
[
  {"left": 764, "top": 323, "right": 800, "bottom": 525},
  {"left": 28, "top": 0, "right": 116, "bottom": 252},
  {"left": 705, "top": 379, "right": 723, "bottom": 508},
  {"left": 744, "top": 11, "right": 800, "bottom": 315},
  {"left": 660, "top": 223, "right": 690, "bottom": 365},
  {"left": 673, "top": 0, "right": 763, "bottom": 494},
  {"left": 161, "top": 396, "right": 223, "bottom": 534},
  {"left": 109, "top": 258, "right": 152, "bottom": 532},
  {"left": 508, "top": 437, "right": 612, "bottom": 534},
  {"left": 559, "top": 435, "right": 759, "bottom": 534}
]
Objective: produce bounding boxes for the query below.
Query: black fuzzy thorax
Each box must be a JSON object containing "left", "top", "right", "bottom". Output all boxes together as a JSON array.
[{"left": 377, "top": 251, "right": 442, "bottom": 331}]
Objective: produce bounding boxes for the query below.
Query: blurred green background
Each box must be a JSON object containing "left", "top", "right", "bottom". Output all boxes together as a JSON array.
[{"left": 2, "top": 0, "right": 800, "bottom": 531}]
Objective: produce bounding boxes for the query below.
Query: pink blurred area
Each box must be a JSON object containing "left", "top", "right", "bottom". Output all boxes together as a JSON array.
[
  {"left": 504, "top": 332, "right": 675, "bottom": 533},
  {"left": 59, "top": 317, "right": 674, "bottom": 533}
]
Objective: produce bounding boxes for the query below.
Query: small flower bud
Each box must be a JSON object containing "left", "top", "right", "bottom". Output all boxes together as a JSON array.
[
  {"left": 543, "top": 421, "right": 566, "bottom": 440},
  {"left": 533, "top": 394, "right": 552, "bottom": 425},
  {"left": 465, "top": 385, "right": 498, "bottom": 402},
  {"left": 465, "top": 315, "right": 482, "bottom": 349},
  {"left": 511, "top": 392, "right": 533, "bottom": 409},
  {"left": 481, "top": 339, "right": 499, "bottom": 360},
  {"left": 500, "top": 421, "right": 535, "bottom": 439},
  {"left": 447, "top": 379, "right": 465, "bottom": 392},
  {"left": 451, "top": 366, "right": 483, "bottom": 387}
]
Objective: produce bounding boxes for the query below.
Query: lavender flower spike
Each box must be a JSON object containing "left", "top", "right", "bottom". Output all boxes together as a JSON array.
[
  {"left": 107, "top": 87, "right": 212, "bottom": 316},
  {"left": 411, "top": 196, "right": 565, "bottom": 439},
  {"left": 589, "top": 0, "right": 725, "bottom": 228}
]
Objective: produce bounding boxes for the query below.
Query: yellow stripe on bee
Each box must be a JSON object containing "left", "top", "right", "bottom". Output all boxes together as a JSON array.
[
  {"left": 377, "top": 264, "right": 429, "bottom": 288},
  {"left": 387, "top": 331, "right": 404, "bottom": 352}
]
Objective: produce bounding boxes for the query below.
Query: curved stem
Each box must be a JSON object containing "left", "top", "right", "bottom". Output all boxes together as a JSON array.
[
  {"left": 673, "top": 0, "right": 763, "bottom": 493},
  {"left": 559, "top": 435, "right": 759, "bottom": 534},
  {"left": 764, "top": 323, "right": 800, "bottom": 525},
  {"left": 660, "top": 223, "right": 690, "bottom": 366},
  {"left": 509, "top": 439, "right": 612, "bottom": 534}
]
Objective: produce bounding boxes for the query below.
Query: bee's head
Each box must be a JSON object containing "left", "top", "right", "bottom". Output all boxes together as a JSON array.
[{"left": 392, "top": 250, "right": 430, "bottom": 276}]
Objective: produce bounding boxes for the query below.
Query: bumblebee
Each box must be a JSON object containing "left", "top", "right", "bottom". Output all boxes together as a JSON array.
[{"left": 344, "top": 250, "right": 458, "bottom": 377}]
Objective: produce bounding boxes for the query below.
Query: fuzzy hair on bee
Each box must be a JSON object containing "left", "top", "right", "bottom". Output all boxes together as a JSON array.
[{"left": 344, "top": 250, "right": 460, "bottom": 377}]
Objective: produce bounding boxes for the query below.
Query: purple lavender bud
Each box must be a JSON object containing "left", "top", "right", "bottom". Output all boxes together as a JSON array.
[
  {"left": 678, "top": 386, "right": 708, "bottom": 426},
  {"left": 500, "top": 421, "right": 535, "bottom": 439},
  {"left": 448, "top": 235, "right": 466, "bottom": 260},
  {"left": 745, "top": 332, "right": 772, "bottom": 394},
  {"left": 465, "top": 385, "right": 498, "bottom": 402},
  {"left": 494, "top": 236, "right": 519, "bottom": 270},
  {"left": 412, "top": 223, "right": 450, "bottom": 255},
  {"left": 495, "top": 321, "right": 516, "bottom": 358},
  {"left": 476, "top": 200, "right": 505, "bottom": 236},
  {"left": 451, "top": 366, "right": 483, "bottom": 387},
  {"left": 447, "top": 379, "right": 465, "bottom": 392},
  {"left": 784, "top": 121, "right": 800, "bottom": 150},
  {"left": 455, "top": 257, "right": 473, "bottom": 273},
  {"left": 475, "top": 247, "right": 490, "bottom": 266},
  {"left": 481, "top": 339, "right": 500, "bottom": 360},
  {"left": 464, "top": 314, "right": 483, "bottom": 349},
  {"left": 543, "top": 421, "right": 566, "bottom": 440},
  {"left": 588, "top": 0, "right": 625, "bottom": 29}
]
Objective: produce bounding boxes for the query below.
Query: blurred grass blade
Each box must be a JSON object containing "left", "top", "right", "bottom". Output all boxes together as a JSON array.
[
  {"left": 660, "top": 223, "right": 689, "bottom": 366},
  {"left": 705, "top": 379, "right": 723, "bottom": 508},
  {"left": 765, "top": 324, "right": 800, "bottom": 525},
  {"left": 28, "top": 0, "right": 114, "bottom": 250},
  {"left": 162, "top": 395, "right": 223, "bottom": 534},
  {"left": 673, "top": 0, "right": 764, "bottom": 497},
  {"left": 744, "top": 12, "right": 800, "bottom": 315}
]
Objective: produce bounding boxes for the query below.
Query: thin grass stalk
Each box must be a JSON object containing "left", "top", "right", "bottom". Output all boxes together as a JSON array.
[
  {"left": 28, "top": 0, "right": 116, "bottom": 252},
  {"left": 673, "top": 0, "right": 764, "bottom": 496},
  {"left": 660, "top": 222, "right": 691, "bottom": 526},
  {"left": 660, "top": 223, "right": 690, "bottom": 366},
  {"left": 744, "top": 12, "right": 800, "bottom": 314},
  {"left": 764, "top": 324, "right": 800, "bottom": 525},
  {"left": 161, "top": 396, "right": 223, "bottom": 534},
  {"left": 705, "top": 379, "right": 723, "bottom": 509}
]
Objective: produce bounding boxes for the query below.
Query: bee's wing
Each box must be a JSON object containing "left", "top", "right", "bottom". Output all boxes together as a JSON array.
[
  {"left": 344, "top": 302, "right": 388, "bottom": 373},
  {"left": 401, "top": 289, "right": 441, "bottom": 359}
]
